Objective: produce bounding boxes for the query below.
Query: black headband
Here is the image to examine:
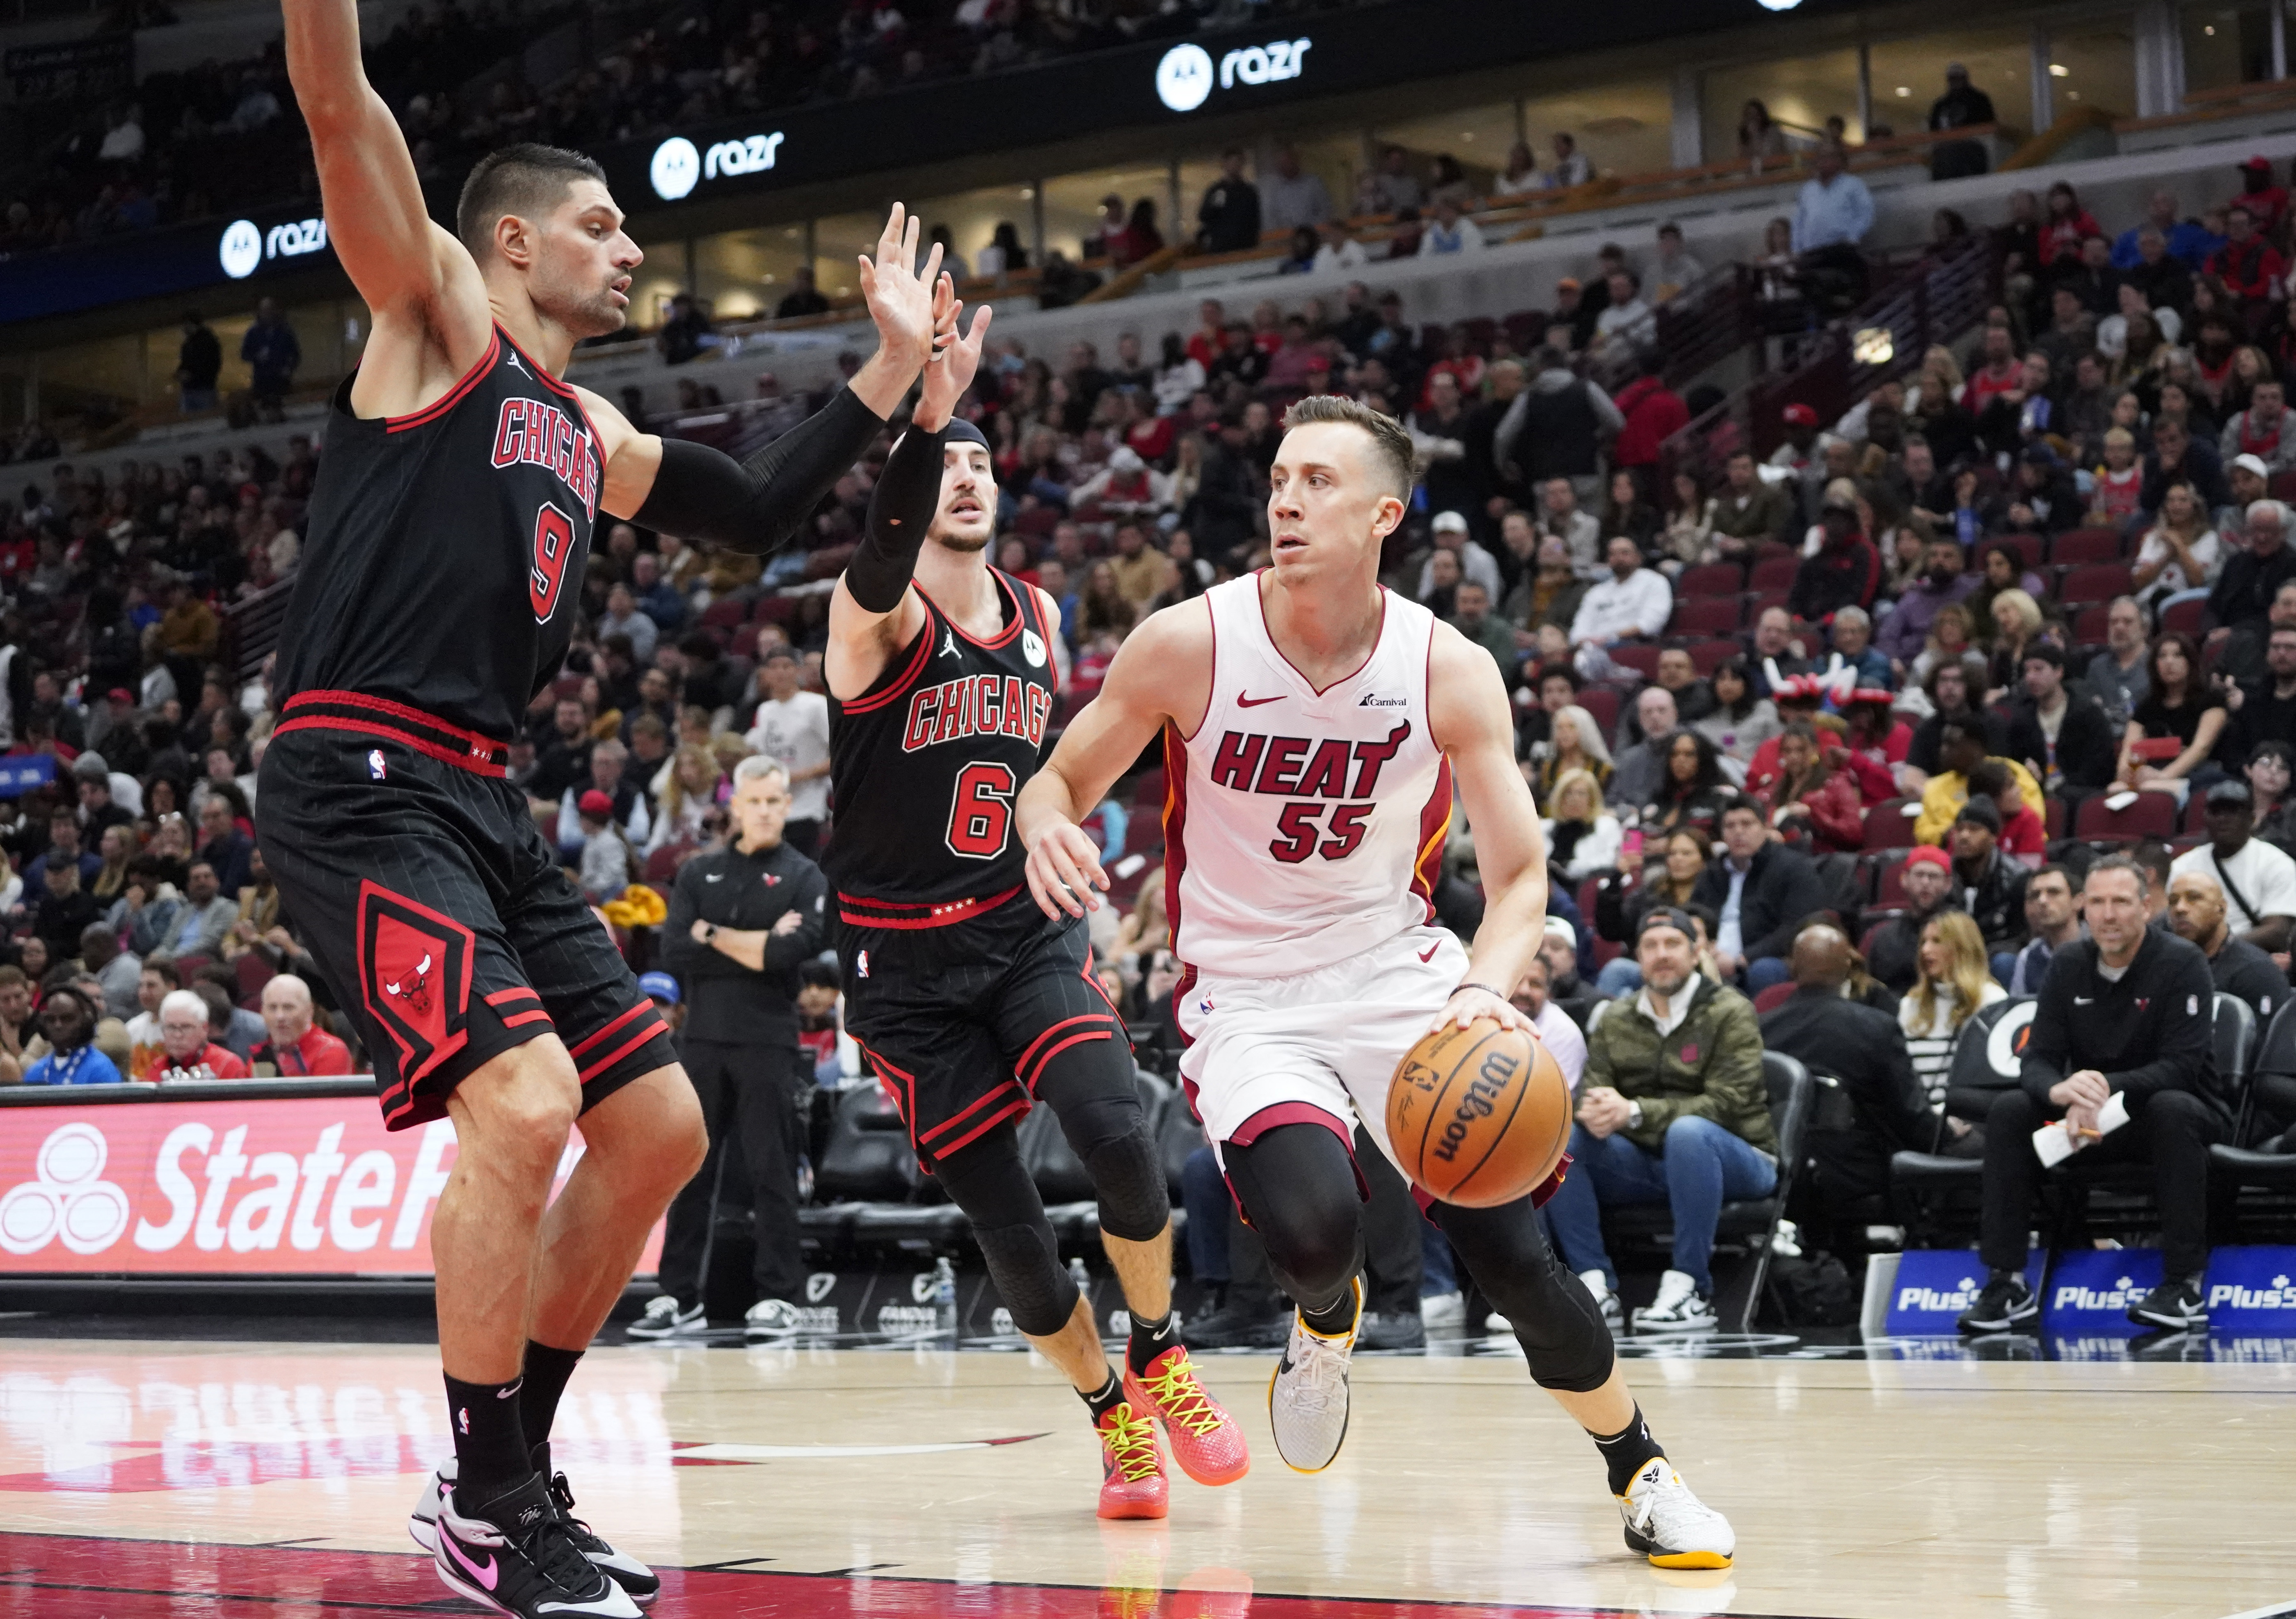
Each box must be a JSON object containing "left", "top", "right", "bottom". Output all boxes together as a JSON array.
[{"left": 942, "top": 417, "right": 990, "bottom": 450}]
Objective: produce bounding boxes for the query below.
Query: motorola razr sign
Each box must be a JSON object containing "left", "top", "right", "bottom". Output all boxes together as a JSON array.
[
  {"left": 1153, "top": 36, "right": 1311, "bottom": 113},
  {"left": 649, "top": 131, "right": 787, "bottom": 202},
  {"left": 219, "top": 215, "right": 331, "bottom": 280}
]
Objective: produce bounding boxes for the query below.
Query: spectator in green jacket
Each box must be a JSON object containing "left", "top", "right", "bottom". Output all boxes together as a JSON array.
[{"left": 1541, "top": 907, "right": 1777, "bottom": 1336}]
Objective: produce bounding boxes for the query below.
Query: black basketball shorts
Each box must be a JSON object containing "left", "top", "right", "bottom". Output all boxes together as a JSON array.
[
  {"left": 839, "top": 900, "right": 1132, "bottom": 1169},
  {"left": 255, "top": 694, "right": 678, "bottom": 1130}
]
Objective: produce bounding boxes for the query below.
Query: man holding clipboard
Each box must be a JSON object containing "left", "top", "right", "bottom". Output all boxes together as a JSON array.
[{"left": 1955, "top": 854, "right": 2231, "bottom": 1336}]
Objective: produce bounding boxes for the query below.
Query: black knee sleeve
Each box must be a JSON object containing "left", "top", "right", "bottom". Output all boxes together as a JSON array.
[
  {"left": 1081, "top": 1115, "right": 1169, "bottom": 1243},
  {"left": 1223, "top": 1124, "right": 1365, "bottom": 1313},
  {"left": 1038, "top": 1058, "right": 1170, "bottom": 1244},
  {"left": 972, "top": 1217, "right": 1082, "bottom": 1337},
  {"left": 1437, "top": 1201, "right": 1615, "bottom": 1393},
  {"left": 935, "top": 1120, "right": 1080, "bottom": 1339}
]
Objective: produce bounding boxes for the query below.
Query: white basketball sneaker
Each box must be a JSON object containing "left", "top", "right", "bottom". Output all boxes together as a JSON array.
[
  {"left": 744, "top": 1298, "right": 804, "bottom": 1339},
  {"left": 1631, "top": 1269, "right": 1717, "bottom": 1335},
  {"left": 625, "top": 1295, "right": 704, "bottom": 1340},
  {"left": 1578, "top": 1270, "right": 1623, "bottom": 1330},
  {"left": 1268, "top": 1277, "right": 1360, "bottom": 1473},
  {"left": 1617, "top": 1454, "right": 1735, "bottom": 1569}
]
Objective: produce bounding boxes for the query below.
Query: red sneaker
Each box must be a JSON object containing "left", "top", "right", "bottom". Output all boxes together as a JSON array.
[
  {"left": 1123, "top": 1345, "right": 1251, "bottom": 1487},
  {"left": 1095, "top": 1400, "right": 1169, "bottom": 1521}
]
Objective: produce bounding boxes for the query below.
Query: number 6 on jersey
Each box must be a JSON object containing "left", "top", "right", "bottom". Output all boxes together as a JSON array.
[{"left": 948, "top": 761, "right": 1017, "bottom": 858}]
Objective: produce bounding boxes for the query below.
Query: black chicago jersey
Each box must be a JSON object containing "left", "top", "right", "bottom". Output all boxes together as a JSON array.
[
  {"left": 273, "top": 323, "right": 599, "bottom": 741},
  {"left": 256, "top": 325, "right": 674, "bottom": 1130},
  {"left": 826, "top": 569, "right": 1129, "bottom": 1168},
  {"left": 826, "top": 569, "right": 1059, "bottom": 926}
]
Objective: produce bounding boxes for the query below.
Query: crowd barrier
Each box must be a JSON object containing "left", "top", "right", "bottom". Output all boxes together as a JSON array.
[
  {"left": 1866, "top": 1246, "right": 2296, "bottom": 1340},
  {"left": 0, "top": 1081, "right": 661, "bottom": 1282}
]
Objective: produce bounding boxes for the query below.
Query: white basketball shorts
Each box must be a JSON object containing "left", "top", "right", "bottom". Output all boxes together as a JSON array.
[{"left": 1175, "top": 922, "right": 1469, "bottom": 1176}]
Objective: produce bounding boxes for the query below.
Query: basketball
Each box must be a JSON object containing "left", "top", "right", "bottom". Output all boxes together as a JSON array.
[{"left": 1386, "top": 1017, "right": 1571, "bottom": 1208}]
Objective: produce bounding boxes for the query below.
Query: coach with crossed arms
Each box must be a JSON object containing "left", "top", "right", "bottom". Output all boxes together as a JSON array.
[
  {"left": 648, "top": 758, "right": 826, "bottom": 1342},
  {"left": 1956, "top": 854, "right": 2228, "bottom": 1337}
]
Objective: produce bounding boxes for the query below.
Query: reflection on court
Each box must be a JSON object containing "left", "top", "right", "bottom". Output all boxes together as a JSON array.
[{"left": 3, "top": 1338, "right": 2293, "bottom": 1618}]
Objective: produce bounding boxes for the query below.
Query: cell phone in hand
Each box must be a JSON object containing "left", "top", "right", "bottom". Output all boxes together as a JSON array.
[{"left": 1621, "top": 830, "right": 1644, "bottom": 856}]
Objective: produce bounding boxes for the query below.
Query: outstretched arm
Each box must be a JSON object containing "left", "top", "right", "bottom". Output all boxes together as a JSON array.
[
  {"left": 1429, "top": 621, "right": 1549, "bottom": 1036},
  {"left": 588, "top": 208, "right": 945, "bottom": 547},
  {"left": 283, "top": 0, "right": 487, "bottom": 353},
  {"left": 1018, "top": 602, "right": 1212, "bottom": 918}
]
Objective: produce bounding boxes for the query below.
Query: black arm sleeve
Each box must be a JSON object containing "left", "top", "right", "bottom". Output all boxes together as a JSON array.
[
  {"left": 847, "top": 421, "right": 950, "bottom": 611},
  {"left": 631, "top": 386, "right": 883, "bottom": 555}
]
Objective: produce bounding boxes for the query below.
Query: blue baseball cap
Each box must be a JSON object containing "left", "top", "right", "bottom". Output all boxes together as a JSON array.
[{"left": 638, "top": 971, "right": 681, "bottom": 1005}]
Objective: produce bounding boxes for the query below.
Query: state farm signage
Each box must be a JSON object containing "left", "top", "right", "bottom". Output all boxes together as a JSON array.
[{"left": 0, "top": 1097, "right": 659, "bottom": 1277}]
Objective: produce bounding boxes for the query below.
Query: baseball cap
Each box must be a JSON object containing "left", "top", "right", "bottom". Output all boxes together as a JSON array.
[
  {"left": 1555, "top": 277, "right": 1581, "bottom": 293},
  {"left": 106, "top": 687, "right": 134, "bottom": 705},
  {"left": 638, "top": 971, "right": 681, "bottom": 1005},
  {"left": 1541, "top": 914, "right": 1578, "bottom": 950},
  {"left": 578, "top": 789, "right": 614, "bottom": 818},
  {"left": 2233, "top": 452, "right": 2272, "bottom": 480},
  {"left": 1431, "top": 511, "right": 1469, "bottom": 534},
  {"left": 1904, "top": 844, "right": 1952, "bottom": 874},
  {"left": 2243, "top": 156, "right": 2274, "bottom": 172},
  {"left": 1954, "top": 795, "right": 2002, "bottom": 833},
  {"left": 1635, "top": 907, "right": 1697, "bottom": 944},
  {"left": 1781, "top": 403, "right": 1819, "bottom": 427},
  {"left": 2207, "top": 778, "right": 2255, "bottom": 809}
]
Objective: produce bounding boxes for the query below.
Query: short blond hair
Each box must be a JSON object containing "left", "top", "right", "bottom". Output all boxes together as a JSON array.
[{"left": 1281, "top": 393, "right": 1416, "bottom": 497}]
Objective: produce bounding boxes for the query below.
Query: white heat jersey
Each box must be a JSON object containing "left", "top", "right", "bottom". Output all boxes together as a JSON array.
[{"left": 1163, "top": 573, "right": 1451, "bottom": 978}]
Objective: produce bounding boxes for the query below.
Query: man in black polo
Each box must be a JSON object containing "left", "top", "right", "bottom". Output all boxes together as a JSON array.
[
  {"left": 2167, "top": 868, "right": 2285, "bottom": 1019},
  {"left": 1957, "top": 856, "right": 2227, "bottom": 1335},
  {"left": 1761, "top": 921, "right": 1960, "bottom": 1240},
  {"left": 641, "top": 757, "right": 827, "bottom": 1342}
]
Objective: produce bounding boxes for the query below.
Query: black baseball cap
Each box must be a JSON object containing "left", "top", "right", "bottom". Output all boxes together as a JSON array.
[
  {"left": 2207, "top": 779, "right": 2255, "bottom": 809},
  {"left": 1954, "top": 795, "right": 2002, "bottom": 833}
]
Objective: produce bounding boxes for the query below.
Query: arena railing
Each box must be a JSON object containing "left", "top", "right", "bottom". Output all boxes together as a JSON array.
[{"left": 1658, "top": 230, "right": 1998, "bottom": 488}]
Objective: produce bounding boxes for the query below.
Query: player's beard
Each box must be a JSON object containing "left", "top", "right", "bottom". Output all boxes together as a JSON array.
[{"left": 932, "top": 514, "right": 994, "bottom": 554}]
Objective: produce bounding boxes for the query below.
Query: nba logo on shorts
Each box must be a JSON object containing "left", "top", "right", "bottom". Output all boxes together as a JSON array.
[
  {"left": 857, "top": 950, "right": 870, "bottom": 979},
  {"left": 368, "top": 749, "right": 387, "bottom": 781}
]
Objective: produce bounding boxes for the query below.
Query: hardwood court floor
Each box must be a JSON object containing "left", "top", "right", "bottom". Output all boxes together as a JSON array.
[{"left": 1, "top": 1337, "right": 2292, "bottom": 1619}]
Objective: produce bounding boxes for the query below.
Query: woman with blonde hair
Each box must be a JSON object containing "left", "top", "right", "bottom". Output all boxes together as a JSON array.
[
  {"left": 1983, "top": 587, "right": 2049, "bottom": 698},
  {"left": 1529, "top": 703, "right": 1613, "bottom": 805},
  {"left": 91, "top": 823, "right": 137, "bottom": 905},
  {"left": 647, "top": 743, "right": 726, "bottom": 855},
  {"left": 1900, "top": 903, "right": 2006, "bottom": 1113},
  {"left": 1541, "top": 767, "right": 1622, "bottom": 880},
  {"left": 1110, "top": 870, "right": 1169, "bottom": 975}
]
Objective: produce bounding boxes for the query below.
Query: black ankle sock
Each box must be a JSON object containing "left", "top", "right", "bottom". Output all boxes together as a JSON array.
[
  {"left": 517, "top": 1342, "right": 584, "bottom": 1451},
  {"left": 1078, "top": 1370, "right": 1126, "bottom": 1425},
  {"left": 1590, "top": 1404, "right": 1665, "bottom": 1496},
  {"left": 444, "top": 1372, "right": 531, "bottom": 1510},
  {"left": 1127, "top": 1309, "right": 1178, "bottom": 1376},
  {"left": 1299, "top": 1286, "right": 1358, "bottom": 1337}
]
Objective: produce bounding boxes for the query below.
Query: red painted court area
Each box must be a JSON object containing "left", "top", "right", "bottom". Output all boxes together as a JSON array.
[{"left": 0, "top": 1534, "right": 1763, "bottom": 1619}]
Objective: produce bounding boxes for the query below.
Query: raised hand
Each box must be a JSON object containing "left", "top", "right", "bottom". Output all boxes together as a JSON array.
[
  {"left": 917, "top": 276, "right": 993, "bottom": 431},
  {"left": 853, "top": 204, "right": 940, "bottom": 380}
]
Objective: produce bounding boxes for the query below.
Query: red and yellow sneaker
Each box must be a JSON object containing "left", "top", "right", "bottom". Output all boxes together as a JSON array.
[
  {"left": 1123, "top": 1345, "right": 1251, "bottom": 1487},
  {"left": 1095, "top": 1400, "right": 1169, "bottom": 1521}
]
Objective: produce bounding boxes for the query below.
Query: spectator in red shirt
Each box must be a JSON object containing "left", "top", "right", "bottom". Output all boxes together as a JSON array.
[
  {"left": 1184, "top": 298, "right": 1226, "bottom": 370},
  {"left": 1961, "top": 321, "right": 2023, "bottom": 415},
  {"left": 155, "top": 987, "right": 248, "bottom": 1081},
  {"left": 2037, "top": 182, "right": 2101, "bottom": 269},
  {"left": 251, "top": 972, "right": 353, "bottom": 1076},
  {"left": 2236, "top": 156, "right": 2289, "bottom": 239},
  {"left": 2207, "top": 203, "right": 2285, "bottom": 302},
  {"left": 1612, "top": 353, "right": 1690, "bottom": 476}
]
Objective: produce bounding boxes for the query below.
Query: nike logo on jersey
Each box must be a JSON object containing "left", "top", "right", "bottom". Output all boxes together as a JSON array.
[
  {"left": 1237, "top": 693, "right": 1284, "bottom": 708},
  {"left": 1417, "top": 943, "right": 1439, "bottom": 962}
]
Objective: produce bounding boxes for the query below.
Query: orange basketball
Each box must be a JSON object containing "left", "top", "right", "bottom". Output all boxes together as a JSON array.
[{"left": 1386, "top": 1017, "right": 1571, "bottom": 1208}]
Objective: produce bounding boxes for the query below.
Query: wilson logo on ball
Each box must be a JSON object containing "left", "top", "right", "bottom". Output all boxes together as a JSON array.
[{"left": 1430, "top": 1051, "right": 1520, "bottom": 1163}]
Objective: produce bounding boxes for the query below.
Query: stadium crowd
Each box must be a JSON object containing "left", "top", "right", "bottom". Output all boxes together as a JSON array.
[{"left": 10, "top": 141, "right": 2296, "bottom": 1343}]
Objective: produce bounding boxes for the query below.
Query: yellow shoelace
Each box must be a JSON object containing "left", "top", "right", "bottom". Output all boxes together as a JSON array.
[
  {"left": 1141, "top": 1351, "right": 1226, "bottom": 1438},
  {"left": 1100, "top": 1402, "right": 1162, "bottom": 1482}
]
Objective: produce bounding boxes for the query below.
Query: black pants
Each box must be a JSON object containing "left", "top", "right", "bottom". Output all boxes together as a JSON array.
[
  {"left": 1978, "top": 1087, "right": 2225, "bottom": 1278},
  {"left": 655, "top": 1039, "right": 806, "bottom": 1306}
]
